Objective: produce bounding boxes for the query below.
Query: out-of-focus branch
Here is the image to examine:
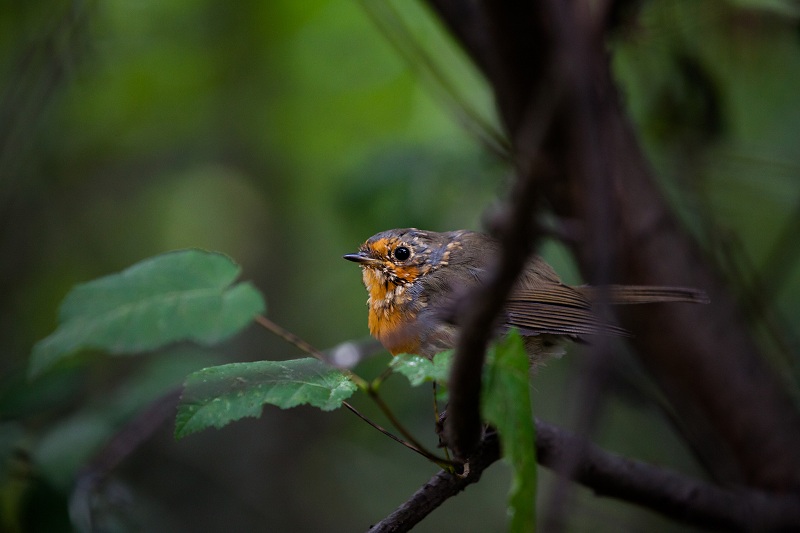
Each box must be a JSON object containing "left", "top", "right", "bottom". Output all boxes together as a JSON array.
[
  {"left": 427, "top": 0, "right": 800, "bottom": 490},
  {"left": 443, "top": 101, "right": 554, "bottom": 457},
  {"left": 440, "top": 0, "right": 566, "bottom": 461},
  {"left": 595, "top": 99, "right": 800, "bottom": 489},
  {"left": 370, "top": 420, "right": 800, "bottom": 532},
  {"left": 70, "top": 389, "right": 181, "bottom": 530}
]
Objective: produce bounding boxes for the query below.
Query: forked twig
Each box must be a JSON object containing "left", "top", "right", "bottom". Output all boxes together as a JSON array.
[{"left": 254, "top": 315, "right": 456, "bottom": 468}]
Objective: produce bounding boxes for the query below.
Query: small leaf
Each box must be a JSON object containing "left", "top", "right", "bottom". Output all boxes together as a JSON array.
[
  {"left": 390, "top": 351, "right": 453, "bottom": 386},
  {"left": 482, "top": 330, "right": 537, "bottom": 533},
  {"left": 29, "top": 250, "right": 265, "bottom": 378},
  {"left": 175, "top": 357, "right": 357, "bottom": 439}
]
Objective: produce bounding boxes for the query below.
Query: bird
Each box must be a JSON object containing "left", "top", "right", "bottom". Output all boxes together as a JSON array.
[{"left": 344, "top": 228, "right": 709, "bottom": 362}]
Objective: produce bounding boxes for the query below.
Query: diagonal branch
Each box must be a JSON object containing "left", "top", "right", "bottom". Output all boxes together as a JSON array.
[
  {"left": 367, "top": 428, "right": 501, "bottom": 533},
  {"left": 428, "top": 0, "right": 800, "bottom": 490},
  {"left": 442, "top": 0, "right": 566, "bottom": 461},
  {"left": 369, "top": 420, "right": 800, "bottom": 533}
]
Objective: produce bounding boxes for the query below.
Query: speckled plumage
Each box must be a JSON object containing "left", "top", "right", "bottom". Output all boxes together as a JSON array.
[{"left": 344, "top": 228, "right": 708, "bottom": 360}]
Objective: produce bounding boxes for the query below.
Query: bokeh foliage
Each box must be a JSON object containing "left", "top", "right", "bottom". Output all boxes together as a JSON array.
[{"left": 1, "top": 0, "right": 799, "bottom": 531}]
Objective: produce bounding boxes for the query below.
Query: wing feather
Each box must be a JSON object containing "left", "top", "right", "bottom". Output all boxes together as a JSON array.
[{"left": 505, "top": 302, "right": 629, "bottom": 337}]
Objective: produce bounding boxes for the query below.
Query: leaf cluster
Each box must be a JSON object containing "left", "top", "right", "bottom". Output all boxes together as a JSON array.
[{"left": 30, "top": 249, "right": 538, "bottom": 531}]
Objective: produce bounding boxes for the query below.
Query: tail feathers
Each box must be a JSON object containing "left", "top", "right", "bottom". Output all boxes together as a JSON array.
[{"left": 580, "top": 285, "right": 710, "bottom": 305}]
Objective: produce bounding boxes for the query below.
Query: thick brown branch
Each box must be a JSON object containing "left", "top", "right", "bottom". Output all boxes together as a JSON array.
[
  {"left": 427, "top": 0, "right": 800, "bottom": 490},
  {"left": 535, "top": 420, "right": 800, "bottom": 531},
  {"left": 367, "top": 429, "right": 501, "bottom": 533},
  {"left": 369, "top": 421, "right": 800, "bottom": 532},
  {"left": 574, "top": 82, "right": 800, "bottom": 488}
]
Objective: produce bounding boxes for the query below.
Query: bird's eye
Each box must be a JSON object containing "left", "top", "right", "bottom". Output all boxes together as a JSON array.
[{"left": 393, "top": 246, "right": 411, "bottom": 261}]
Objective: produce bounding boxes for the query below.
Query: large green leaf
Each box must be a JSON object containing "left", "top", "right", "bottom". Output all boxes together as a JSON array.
[
  {"left": 390, "top": 351, "right": 454, "bottom": 386},
  {"left": 482, "top": 331, "right": 537, "bottom": 533},
  {"left": 29, "top": 250, "right": 265, "bottom": 378},
  {"left": 175, "top": 357, "right": 357, "bottom": 439}
]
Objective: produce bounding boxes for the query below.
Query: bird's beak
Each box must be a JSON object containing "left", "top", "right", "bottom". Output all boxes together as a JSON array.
[{"left": 343, "top": 251, "right": 376, "bottom": 265}]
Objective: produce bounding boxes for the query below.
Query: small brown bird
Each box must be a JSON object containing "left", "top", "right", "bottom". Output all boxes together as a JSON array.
[{"left": 344, "top": 228, "right": 709, "bottom": 360}]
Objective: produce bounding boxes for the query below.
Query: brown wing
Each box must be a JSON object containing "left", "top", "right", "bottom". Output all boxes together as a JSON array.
[
  {"left": 505, "top": 290, "right": 630, "bottom": 337},
  {"left": 504, "top": 257, "right": 629, "bottom": 337},
  {"left": 505, "top": 255, "right": 708, "bottom": 336}
]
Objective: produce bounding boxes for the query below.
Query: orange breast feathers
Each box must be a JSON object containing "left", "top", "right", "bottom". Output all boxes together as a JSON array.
[{"left": 362, "top": 267, "right": 422, "bottom": 355}]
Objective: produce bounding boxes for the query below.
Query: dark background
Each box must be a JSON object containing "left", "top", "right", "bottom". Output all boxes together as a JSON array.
[{"left": 2, "top": 1, "right": 799, "bottom": 531}]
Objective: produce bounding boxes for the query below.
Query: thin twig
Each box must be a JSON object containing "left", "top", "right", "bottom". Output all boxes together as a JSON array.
[
  {"left": 358, "top": 0, "right": 511, "bottom": 161},
  {"left": 254, "top": 315, "right": 327, "bottom": 362},
  {"left": 367, "top": 387, "right": 456, "bottom": 469},
  {"left": 341, "top": 402, "right": 432, "bottom": 462},
  {"left": 444, "top": 76, "right": 560, "bottom": 459},
  {"left": 255, "top": 314, "right": 454, "bottom": 467}
]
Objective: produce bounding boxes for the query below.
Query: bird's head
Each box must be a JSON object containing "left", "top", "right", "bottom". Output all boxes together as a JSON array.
[{"left": 343, "top": 228, "right": 465, "bottom": 290}]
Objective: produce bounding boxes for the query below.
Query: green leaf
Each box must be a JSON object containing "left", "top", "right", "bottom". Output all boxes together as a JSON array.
[
  {"left": 175, "top": 357, "right": 357, "bottom": 439},
  {"left": 482, "top": 331, "right": 537, "bottom": 533},
  {"left": 29, "top": 250, "right": 265, "bottom": 378},
  {"left": 390, "top": 351, "right": 454, "bottom": 386}
]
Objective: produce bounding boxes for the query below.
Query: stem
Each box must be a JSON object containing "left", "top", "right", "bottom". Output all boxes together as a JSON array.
[
  {"left": 341, "top": 401, "right": 432, "bottom": 461},
  {"left": 370, "top": 366, "right": 395, "bottom": 391},
  {"left": 367, "top": 386, "right": 456, "bottom": 469},
  {"left": 432, "top": 381, "right": 452, "bottom": 464},
  {"left": 254, "top": 314, "right": 325, "bottom": 360},
  {"left": 432, "top": 381, "right": 441, "bottom": 422},
  {"left": 254, "top": 315, "right": 369, "bottom": 389},
  {"left": 254, "top": 314, "right": 456, "bottom": 468}
]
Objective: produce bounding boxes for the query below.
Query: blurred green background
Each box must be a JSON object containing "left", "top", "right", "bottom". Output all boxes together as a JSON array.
[{"left": 1, "top": 0, "right": 799, "bottom": 531}]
